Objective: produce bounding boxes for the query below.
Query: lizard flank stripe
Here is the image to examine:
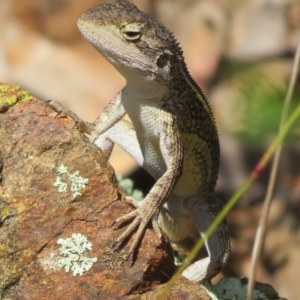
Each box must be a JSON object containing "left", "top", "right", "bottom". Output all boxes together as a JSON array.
[{"left": 178, "top": 60, "right": 215, "bottom": 125}]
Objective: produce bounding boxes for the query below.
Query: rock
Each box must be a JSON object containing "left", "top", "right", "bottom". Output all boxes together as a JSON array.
[
  {"left": 141, "top": 277, "right": 211, "bottom": 300},
  {"left": 0, "top": 83, "right": 174, "bottom": 299}
]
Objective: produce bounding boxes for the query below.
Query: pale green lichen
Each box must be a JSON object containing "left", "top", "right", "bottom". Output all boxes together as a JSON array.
[
  {"left": 202, "top": 278, "right": 267, "bottom": 300},
  {"left": 0, "top": 244, "right": 6, "bottom": 257},
  {"left": 54, "top": 176, "right": 68, "bottom": 193},
  {"left": 116, "top": 175, "right": 143, "bottom": 201},
  {"left": 1, "top": 96, "right": 17, "bottom": 106},
  {"left": 0, "top": 83, "right": 33, "bottom": 108},
  {"left": 57, "top": 233, "right": 97, "bottom": 276},
  {"left": 1, "top": 207, "right": 9, "bottom": 219},
  {"left": 0, "top": 207, "right": 11, "bottom": 224},
  {"left": 54, "top": 165, "right": 89, "bottom": 197}
]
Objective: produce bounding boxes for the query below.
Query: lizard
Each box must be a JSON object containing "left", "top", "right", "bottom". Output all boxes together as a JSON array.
[{"left": 48, "top": 0, "right": 230, "bottom": 283}]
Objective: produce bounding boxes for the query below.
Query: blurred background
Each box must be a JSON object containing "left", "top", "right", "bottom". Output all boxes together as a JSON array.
[{"left": 1, "top": 0, "right": 300, "bottom": 298}]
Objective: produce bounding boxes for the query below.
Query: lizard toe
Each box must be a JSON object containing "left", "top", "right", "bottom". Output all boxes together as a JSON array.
[{"left": 124, "top": 196, "right": 143, "bottom": 208}]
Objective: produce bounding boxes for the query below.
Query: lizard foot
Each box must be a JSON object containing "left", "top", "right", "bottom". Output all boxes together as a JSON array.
[
  {"left": 112, "top": 202, "right": 162, "bottom": 258},
  {"left": 45, "top": 99, "right": 94, "bottom": 135}
]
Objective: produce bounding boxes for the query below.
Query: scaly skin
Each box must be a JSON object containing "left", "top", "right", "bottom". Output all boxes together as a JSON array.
[{"left": 48, "top": 0, "right": 230, "bottom": 283}]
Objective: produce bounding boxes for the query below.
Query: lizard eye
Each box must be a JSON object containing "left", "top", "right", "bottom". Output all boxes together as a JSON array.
[
  {"left": 121, "top": 23, "right": 143, "bottom": 41},
  {"left": 157, "top": 52, "right": 171, "bottom": 68}
]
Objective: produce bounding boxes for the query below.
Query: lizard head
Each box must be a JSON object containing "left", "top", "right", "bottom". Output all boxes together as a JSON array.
[{"left": 77, "top": 0, "right": 184, "bottom": 93}]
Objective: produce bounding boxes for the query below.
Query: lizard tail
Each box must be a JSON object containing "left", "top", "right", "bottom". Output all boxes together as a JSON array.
[{"left": 182, "top": 193, "right": 231, "bottom": 283}]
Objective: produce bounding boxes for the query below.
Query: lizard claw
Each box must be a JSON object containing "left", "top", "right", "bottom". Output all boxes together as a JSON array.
[
  {"left": 112, "top": 202, "right": 162, "bottom": 259},
  {"left": 124, "top": 196, "right": 143, "bottom": 208},
  {"left": 45, "top": 99, "right": 95, "bottom": 135},
  {"left": 45, "top": 100, "right": 63, "bottom": 118}
]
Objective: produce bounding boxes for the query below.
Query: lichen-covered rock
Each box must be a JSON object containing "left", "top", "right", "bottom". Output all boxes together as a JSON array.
[
  {"left": 0, "top": 83, "right": 284, "bottom": 300},
  {"left": 0, "top": 83, "right": 174, "bottom": 299},
  {"left": 0, "top": 83, "right": 33, "bottom": 112}
]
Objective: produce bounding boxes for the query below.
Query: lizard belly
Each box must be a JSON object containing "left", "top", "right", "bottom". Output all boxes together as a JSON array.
[
  {"left": 174, "top": 133, "right": 212, "bottom": 196},
  {"left": 125, "top": 102, "right": 168, "bottom": 180},
  {"left": 142, "top": 135, "right": 167, "bottom": 180}
]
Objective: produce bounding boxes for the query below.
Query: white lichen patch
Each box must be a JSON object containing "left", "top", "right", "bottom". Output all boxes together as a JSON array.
[
  {"left": 57, "top": 233, "right": 97, "bottom": 276},
  {"left": 54, "top": 165, "right": 89, "bottom": 197},
  {"left": 54, "top": 176, "right": 68, "bottom": 193},
  {"left": 38, "top": 251, "right": 61, "bottom": 274}
]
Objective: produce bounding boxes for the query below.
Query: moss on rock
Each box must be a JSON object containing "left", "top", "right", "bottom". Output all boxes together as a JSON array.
[{"left": 0, "top": 83, "right": 33, "bottom": 112}]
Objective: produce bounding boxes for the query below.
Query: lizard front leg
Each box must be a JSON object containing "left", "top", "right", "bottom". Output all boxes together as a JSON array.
[
  {"left": 46, "top": 91, "right": 126, "bottom": 141},
  {"left": 95, "top": 119, "right": 144, "bottom": 166},
  {"left": 113, "top": 127, "right": 184, "bottom": 258},
  {"left": 46, "top": 99, "right": 97, "bottom": 136}
]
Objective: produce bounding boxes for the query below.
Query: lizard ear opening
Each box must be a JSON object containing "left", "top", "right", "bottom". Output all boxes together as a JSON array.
[
  {"left": 156, "top": 52, "right": 171, "bottom": 68},
  {"left": 121, "top": 23, "right": 143, "bottom": 41}
]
